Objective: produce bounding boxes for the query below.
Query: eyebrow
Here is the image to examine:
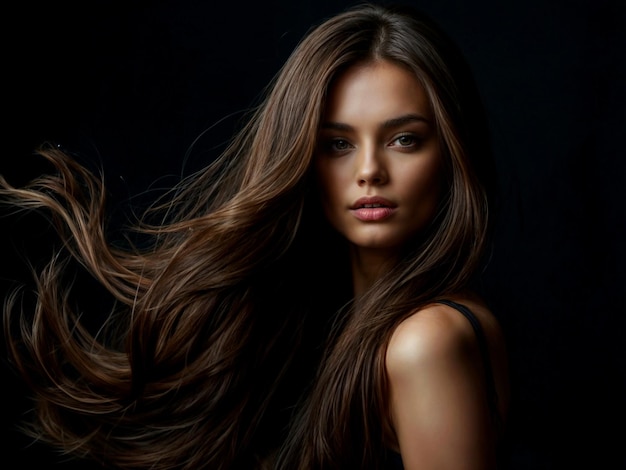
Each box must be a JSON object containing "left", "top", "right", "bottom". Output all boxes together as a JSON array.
[{"left": 320, "top": 113, "right": 431, "bottom": 131}]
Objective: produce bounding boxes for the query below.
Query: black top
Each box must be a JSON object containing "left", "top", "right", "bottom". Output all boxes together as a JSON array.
[{"left": 384, "top": 299, "right": 501, "bottom": 469}]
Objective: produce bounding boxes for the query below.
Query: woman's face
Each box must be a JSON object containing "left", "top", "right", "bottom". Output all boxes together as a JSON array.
[{"left": 314, "top": 60, "right": 444, "bottom": 259}]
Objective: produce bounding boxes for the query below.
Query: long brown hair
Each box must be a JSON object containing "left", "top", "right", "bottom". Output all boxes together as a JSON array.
[
  {"left": 272, "top": 3, "right": 495, "bottom": 468},
  {"left": 1, "top": 2, "right": 494, "bottom": 469}
]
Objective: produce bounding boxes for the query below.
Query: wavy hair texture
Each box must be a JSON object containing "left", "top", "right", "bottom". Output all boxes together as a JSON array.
[
  {"left": 273, "top": 3, "right": 495, "bottom": 468},
  {"left": 1, "top": 2, "right": 495, "bottom": 469}
]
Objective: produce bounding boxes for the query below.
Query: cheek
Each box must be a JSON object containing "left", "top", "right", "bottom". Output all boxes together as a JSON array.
[
  {"left": 423, "top": 164, "right": 445, "bottom": 202},
  {"left": 314, "top": 160, "right": 344, "bottom": 202},
  {"left": 314, "top": 163, "right": 339, "bottom": 218},
  {"left": 402, "top": 159, "right": 445, "bottom": 216},
  {"left": 314, "top": 165, "right": 355, "bottom": 237}
]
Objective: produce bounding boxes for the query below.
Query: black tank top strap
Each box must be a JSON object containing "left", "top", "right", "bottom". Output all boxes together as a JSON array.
[
  {"left": 383, "top": 300, "right": 504, "bottom": 469},
  {"left": 435, "top": 299, "right": 501, "bottom": 428}
]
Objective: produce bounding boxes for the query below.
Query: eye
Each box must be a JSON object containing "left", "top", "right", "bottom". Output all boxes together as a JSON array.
[
  {"left": 318, "top": 137, "right": 354, "bottom": 154},
  {"left": 330, "top": 139, "right": 352, "bottom": 151},
  {"left": 391, "top": 133, "right": 420, "bottom": 148}
]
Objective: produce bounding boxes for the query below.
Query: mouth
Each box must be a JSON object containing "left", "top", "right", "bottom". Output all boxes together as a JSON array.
[
  {"left": 357, "top": 203, "right": 387, "bottom": 208},
  {"left": 350, "top": 197, "right": 396, "bottom": 210},
  {"left": 350, "top": 197, "right": 396, "bottom": 221}
]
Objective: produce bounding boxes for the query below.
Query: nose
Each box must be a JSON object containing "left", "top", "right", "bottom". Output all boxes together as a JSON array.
[{"left": 356, "top": 144, "right": 388, "bottom": 186}]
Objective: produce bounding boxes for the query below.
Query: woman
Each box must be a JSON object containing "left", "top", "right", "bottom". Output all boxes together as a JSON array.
[{"left": 2, "top": 3, "right": 508, "bottom": 469}]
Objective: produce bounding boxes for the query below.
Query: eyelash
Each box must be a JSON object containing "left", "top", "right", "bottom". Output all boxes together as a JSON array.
[
  {"left": 329, "top": 139, "right": 353, "bottom": 152},
  {"left": 321, "top": 133, "right": 422, "bottom": 154},
  {"left": 391, "top": 133, "right": 421, "bottom": 148}
]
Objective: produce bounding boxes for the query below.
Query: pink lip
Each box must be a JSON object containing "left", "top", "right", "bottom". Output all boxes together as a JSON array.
[{"left": 350, "top": 196, "right": 397, "bottom": 221}]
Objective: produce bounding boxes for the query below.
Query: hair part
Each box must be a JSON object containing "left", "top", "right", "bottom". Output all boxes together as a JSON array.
[
  {"left": 273, "top": 3, "right": 495, "bottom": 468},
  {"left": 2, "top": 3, "right": 494, "bottom": 469}
]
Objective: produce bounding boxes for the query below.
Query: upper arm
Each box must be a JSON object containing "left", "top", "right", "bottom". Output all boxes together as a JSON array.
[{"left": 385, "top": 306, "right": 498, "bottom": 470}]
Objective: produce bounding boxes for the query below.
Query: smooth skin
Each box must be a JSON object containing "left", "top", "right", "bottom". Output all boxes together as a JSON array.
[
  {"left": 315, "top": 60, "right": 444, "bottom": 292},
  {"left": 315, "top": 60, "right": 509, "bottom": 469}
]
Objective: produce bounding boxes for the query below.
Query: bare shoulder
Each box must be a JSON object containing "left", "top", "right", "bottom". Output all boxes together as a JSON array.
[
  {"left": 385, "top": 291, "right": 509, "bottom": 415},
  {"left": 387, "top": 292, "right": 503, "bottom": 360},
  {"left": 384, "top": 292, "right": 509, "bottom": 467},
  {"left": 385, "top": 300, "right": 478, "bottom": 374}
]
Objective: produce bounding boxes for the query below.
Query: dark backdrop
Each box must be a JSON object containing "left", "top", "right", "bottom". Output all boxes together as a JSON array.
[{"left": 2, "top": 0, "right": 625, "bottom": 469}]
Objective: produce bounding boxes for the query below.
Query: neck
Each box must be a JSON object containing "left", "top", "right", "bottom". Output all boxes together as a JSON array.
[{"left": 349, "top": 246, "right": 399, "bottom": 297}]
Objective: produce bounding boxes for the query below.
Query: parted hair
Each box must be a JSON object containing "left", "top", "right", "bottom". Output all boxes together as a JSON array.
[{"left": 1, "top": 3, "right": 494, "bottom": 469}]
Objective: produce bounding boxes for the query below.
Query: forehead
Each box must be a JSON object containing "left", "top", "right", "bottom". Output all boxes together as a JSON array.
[{"left": 322, "top": 60, "right": 432, "bottom": 122}]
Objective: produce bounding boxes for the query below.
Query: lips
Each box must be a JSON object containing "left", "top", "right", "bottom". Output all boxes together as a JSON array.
[{"left": 350, "top": 196, "right": 396, "bottom": 221}]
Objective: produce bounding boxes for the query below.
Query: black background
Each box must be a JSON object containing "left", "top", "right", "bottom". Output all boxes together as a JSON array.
[{"left": 2, "top": 0, "right": 625, "bottom": 468}]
